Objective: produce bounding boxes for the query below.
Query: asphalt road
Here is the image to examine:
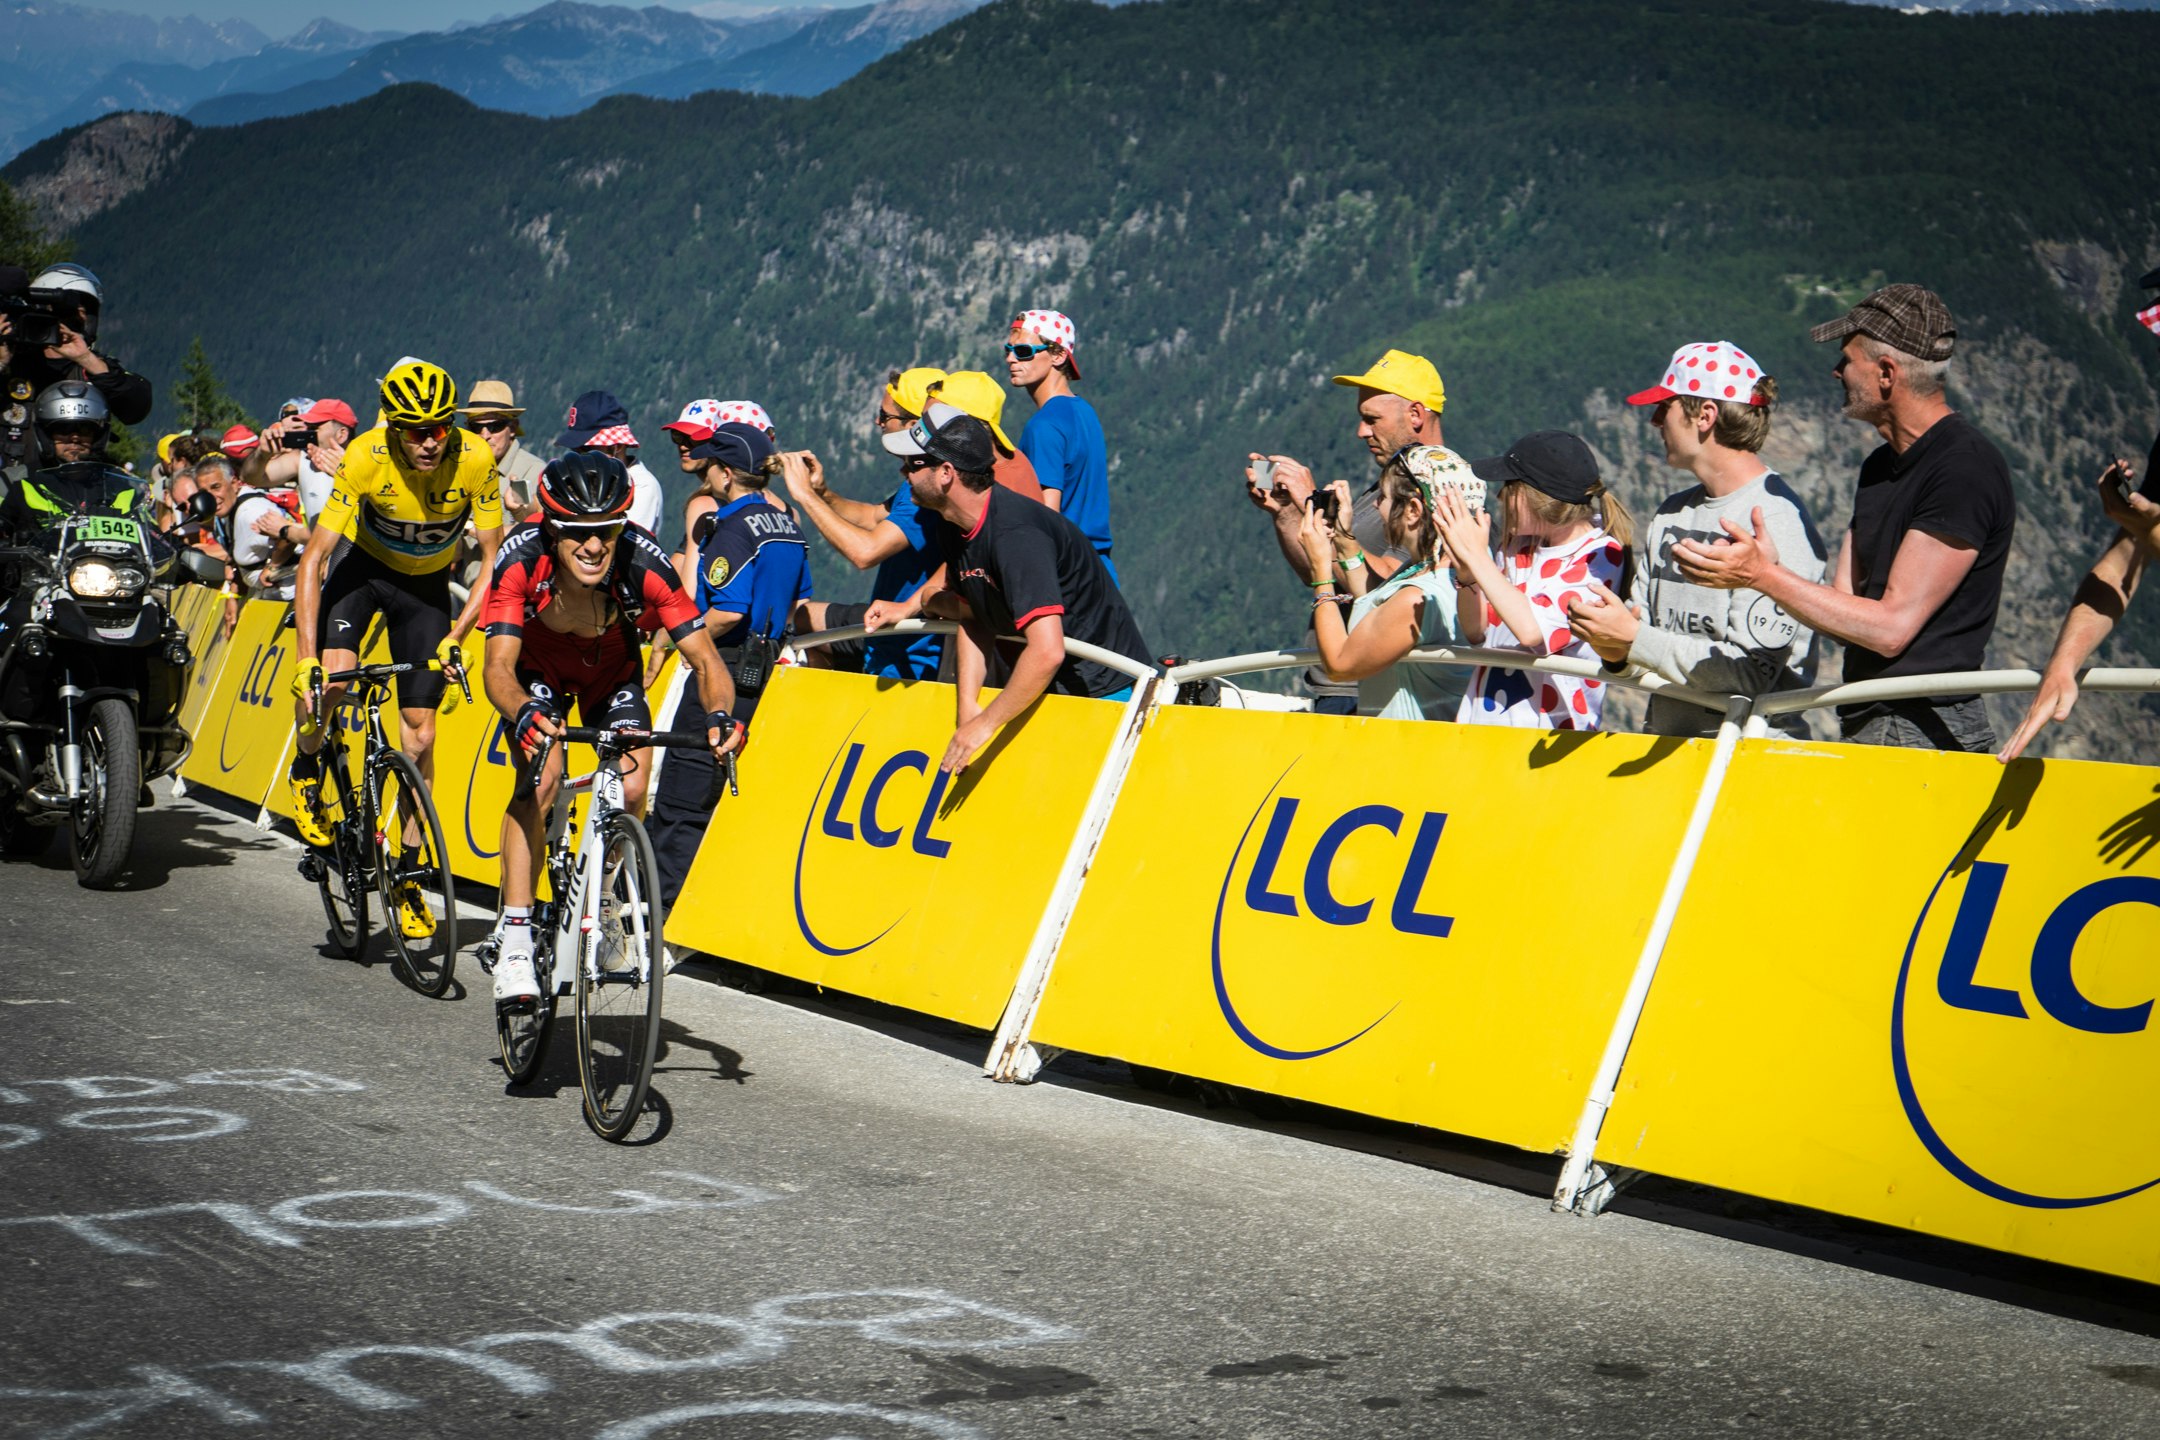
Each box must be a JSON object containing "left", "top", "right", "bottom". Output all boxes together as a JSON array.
[{"left": 2, "top": 788, "right": 2157, "bottom": 1439}]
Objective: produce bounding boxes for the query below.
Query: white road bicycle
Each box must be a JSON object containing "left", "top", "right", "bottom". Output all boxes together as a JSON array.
[{"left": 477, "top": 723, "right": 722, "bottom": 1141}]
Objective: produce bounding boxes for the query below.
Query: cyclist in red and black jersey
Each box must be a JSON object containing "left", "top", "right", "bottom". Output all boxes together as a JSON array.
[{"left": 479, "top": 451, "right": 741, "bottom": 1005}]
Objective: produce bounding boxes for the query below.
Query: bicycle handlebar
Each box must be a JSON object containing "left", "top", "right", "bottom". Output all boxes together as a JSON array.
[{"left": 515, "top": 727, "right": 740, "bottom": 802}]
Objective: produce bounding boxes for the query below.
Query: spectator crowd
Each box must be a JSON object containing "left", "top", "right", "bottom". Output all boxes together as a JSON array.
[{"left": 33, "top": 270, "right": 2160, "bottom": 787}]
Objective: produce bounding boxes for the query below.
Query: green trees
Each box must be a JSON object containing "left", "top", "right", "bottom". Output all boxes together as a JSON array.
[
  {"left": 0, "top": 177, "right": 67, "bottom": 272},
  {"left": 169, "top": 338, "right": 255, "bottom": 434}
]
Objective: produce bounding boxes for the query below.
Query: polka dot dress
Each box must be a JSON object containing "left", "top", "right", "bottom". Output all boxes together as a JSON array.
[{"left": 1457, "top": 530, "right": 1626, "bottom": 730}]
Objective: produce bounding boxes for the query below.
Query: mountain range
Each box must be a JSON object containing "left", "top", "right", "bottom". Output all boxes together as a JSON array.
[
  {"left": 0, "top": 0, "right": 1005, "bottom": 156},
  {"left": 8, "top": 0, "right": 2160, "bottom": 762}
]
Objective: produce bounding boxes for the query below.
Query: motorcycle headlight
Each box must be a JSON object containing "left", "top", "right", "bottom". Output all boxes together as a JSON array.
[{"left": 67, "top": 558, "right": 143, "bottom": 599}]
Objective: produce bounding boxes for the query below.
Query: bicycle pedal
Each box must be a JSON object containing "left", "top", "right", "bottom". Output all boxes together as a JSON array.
[
  {"left": 296, "top": 853, "right": 325, "bottom": 883},
  {"left": 473, "top": 941, "right": 499, "bottom": 974}
]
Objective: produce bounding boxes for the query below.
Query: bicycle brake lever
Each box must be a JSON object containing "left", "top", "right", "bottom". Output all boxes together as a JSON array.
[{"left": 520, "top": 734, "right": 555, "bottom": 799}]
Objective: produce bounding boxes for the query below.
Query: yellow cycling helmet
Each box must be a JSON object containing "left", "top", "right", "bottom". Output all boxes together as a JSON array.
[{"left": 379, "top": 358, "right": 459, "bottom": 426}]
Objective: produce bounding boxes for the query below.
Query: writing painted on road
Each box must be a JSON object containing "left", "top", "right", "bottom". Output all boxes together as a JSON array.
[
  {"left": 0, "top": 1171, "right": 777, "bottom": 1258},
  {"left": 0, "top": 1289, "right": 1074, "bottom": 1438},
  {"left": 0, "top": 1069, "right": 363, "bottom": 1153}
]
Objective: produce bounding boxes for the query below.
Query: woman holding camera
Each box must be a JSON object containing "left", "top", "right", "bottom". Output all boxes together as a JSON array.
[{"left": 1299, "top": 445, "right": 1474, "bottom": 720}]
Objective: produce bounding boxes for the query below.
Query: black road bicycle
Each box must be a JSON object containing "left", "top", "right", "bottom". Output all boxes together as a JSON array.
[{"left": 294, "top": 659, "right": 466, "bottom": 996}]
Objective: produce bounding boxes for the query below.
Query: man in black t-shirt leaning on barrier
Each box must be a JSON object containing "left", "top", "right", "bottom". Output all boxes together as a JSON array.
[
  {"left": 864, "top": 403, "right": 1152, "bottom": 776},
  {"left": 1998, "top": 264, "right": 2160, "bottom": 762},
  {"left": 1671, "top": 284, "right": 2016, "bottom": 752}
]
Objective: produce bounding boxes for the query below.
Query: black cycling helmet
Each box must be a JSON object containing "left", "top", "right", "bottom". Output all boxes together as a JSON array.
[{"left": 537, "top": 450, "right": 633, "bottom": 523}]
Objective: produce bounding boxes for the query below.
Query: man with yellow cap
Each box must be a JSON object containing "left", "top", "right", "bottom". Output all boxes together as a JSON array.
[{"left": 1247, "top": 347, "right": 1457, "bottom": 714}]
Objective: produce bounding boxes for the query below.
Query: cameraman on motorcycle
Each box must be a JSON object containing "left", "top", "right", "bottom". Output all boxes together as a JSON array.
[{"left": 0, "top": 264, "right": 154, "bottom": 483}]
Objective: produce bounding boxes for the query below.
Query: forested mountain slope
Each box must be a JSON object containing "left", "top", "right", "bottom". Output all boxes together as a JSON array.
[{"left": 18, "top": 0, "right": 2160, "bottom": 757}]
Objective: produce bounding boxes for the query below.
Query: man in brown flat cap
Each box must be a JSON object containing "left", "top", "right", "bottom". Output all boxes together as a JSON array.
[
  {"left": 1673, "top": 283, "right": 2015, "bottom": 750},
  {"left": 460, "top": 379, "right": 543, "bottom": 520}
]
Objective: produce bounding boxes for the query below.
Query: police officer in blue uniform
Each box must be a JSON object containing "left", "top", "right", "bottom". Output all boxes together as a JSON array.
[{"left": 649, "top": 421, "right": 814, "bottom": 905}]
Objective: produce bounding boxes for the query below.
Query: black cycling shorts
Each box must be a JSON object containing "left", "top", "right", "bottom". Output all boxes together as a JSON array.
[{"left": 317, "top": 545, "right": 453, "bottom": 710}]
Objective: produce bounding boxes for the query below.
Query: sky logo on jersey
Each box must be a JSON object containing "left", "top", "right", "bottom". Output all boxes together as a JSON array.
[
  {"left": 1210, "top": 760, "right": 1454, "bottom": 1060},
  {"left": 1892, "top": 807, "right": 2160, "bottom": 1208},
  {"left": 792, "top": 713, "right": 957, "bottom": 957}
]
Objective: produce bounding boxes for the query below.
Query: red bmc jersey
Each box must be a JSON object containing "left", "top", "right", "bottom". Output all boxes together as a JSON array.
[{"left": 482, "top": 521, "right": 702, "bottom": 644}]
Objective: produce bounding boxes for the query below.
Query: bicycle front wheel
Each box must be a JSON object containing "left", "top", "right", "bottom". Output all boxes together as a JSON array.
[
  {"left": 316, "top": 750, "right": 367, "bottom": 958},
  {"left": 575, "top": 811, "right": 666, "bottom": 1141},
  {"left": 373, "top": 750, "right": 459, "bottom": 998}
]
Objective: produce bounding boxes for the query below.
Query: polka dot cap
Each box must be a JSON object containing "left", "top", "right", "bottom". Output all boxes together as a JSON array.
[
  {"left": 1624, "top": 341, "right": 1768, "bottom": 407},
  {"left": 662, "top": 398, "right": 726, "bottom": 441},
  {"left": 714, "top": 401, "right": 777, "bottom": 439}
]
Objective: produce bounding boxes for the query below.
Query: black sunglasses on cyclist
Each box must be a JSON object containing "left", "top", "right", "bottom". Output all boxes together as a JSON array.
[
  {"left": 551, "top": 519, "right": 625, "bottom": 542},
  {"left": 396, "top": 422, "right": 453, "bottom": 442},
  {"left": 1003, "top": 341, "right": 1061, "bottom": 362}
]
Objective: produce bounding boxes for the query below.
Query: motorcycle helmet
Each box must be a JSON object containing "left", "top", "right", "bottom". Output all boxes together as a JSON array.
[
  {"left": 28, "top": 263, "right": 103, "bottom": 341},
  {"left": 379, "top": 358, "right": 458, "bottom": 426},
  {"left": 537, "top": 450, "right": 634, "bottom": 523},
  {"left": 32, "top": 379, "right": 110, "bottom": 464}
]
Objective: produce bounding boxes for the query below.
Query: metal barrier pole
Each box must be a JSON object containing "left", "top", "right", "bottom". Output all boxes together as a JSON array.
[
  {"left": 984, "top": 667, "right": 1161, "bottom": 1082},
  {"left": 1552, "top": 692, "right": 1752, "bottom": 1214}
]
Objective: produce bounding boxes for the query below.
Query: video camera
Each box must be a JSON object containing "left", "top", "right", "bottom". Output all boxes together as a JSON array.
[{"left": 0, "top": 293, "right": 66, "bottom": 351}]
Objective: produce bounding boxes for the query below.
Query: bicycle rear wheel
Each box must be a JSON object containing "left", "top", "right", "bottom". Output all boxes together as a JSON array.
[
  {"left": 373, "top": 750, "right": 459, "bottom": 998},
  {"left": 315, "top": 749, "right": 367, "bottom": 957},
  {"left": 497, "top": 923, "right": 561, "bottom": 1085},
  {"left": 576, "top": 811, "right": 666, "bottom": 1141}
]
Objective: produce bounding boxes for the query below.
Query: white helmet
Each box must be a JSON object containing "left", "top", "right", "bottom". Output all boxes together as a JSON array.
[
  {"left": 29, "top": 262, "right": 101, "bottom": 309},
  {"left": 29, "top": 263, "right": 102, "bottom": 340}
]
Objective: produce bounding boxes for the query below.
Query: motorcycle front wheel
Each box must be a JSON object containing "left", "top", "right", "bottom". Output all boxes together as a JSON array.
[{"left": 71, "top": 696, "right": 139, "bottom": 890}]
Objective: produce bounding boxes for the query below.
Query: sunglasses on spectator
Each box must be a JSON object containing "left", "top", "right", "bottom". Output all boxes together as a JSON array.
[
  {"left": 468, "top": 418, "right": 512, "bottom": 435},
  {"left": 873, "top": 407, "right": 907, "bottom": 428},
  {"left": 551, "top": 519, "right": 625, "bottom": 542},
  {"left": 396, "top": 422, "right": 452, "bottom": 442},
  {"left": 900, "top": 455, "right": 945, "bottom": 473},
  {"left": 1003, "top": 341, "right": 1061, "bottom": 361}
]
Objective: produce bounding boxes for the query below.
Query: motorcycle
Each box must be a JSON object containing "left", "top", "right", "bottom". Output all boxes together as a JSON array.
[{"left": 0, "top": 468, "right": 218, "bottom": 886}]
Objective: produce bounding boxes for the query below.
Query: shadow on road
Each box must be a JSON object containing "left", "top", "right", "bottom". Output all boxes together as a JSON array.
[
  {"left": 653, "top": 1017, "right": 752, "bottom": 1085},
  {"left": 5, "top": 799, "right": 282, "bottom": 891}
]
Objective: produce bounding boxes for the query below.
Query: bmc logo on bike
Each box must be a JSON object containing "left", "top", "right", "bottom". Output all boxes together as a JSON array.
[
  {"left": 1210, "top": 762, "right": 1453, "bottom": 1060},
  {"left": 1894, "top": 848, "right": 2160, "bottom": 1209},
  {"left": 792, "top": 716, "right": 958, "bottom": 957}
]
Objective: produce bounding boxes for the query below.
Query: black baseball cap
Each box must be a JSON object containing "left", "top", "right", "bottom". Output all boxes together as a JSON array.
[
  {"left": 881, "top": 401, "right": 996, "bottom": 473},
  {"left": 1470, "top": 430, "right": 1601, "bottom": 504},
  {"left": 2140, "top": 264, "right": 2160, "bottom": 290}
]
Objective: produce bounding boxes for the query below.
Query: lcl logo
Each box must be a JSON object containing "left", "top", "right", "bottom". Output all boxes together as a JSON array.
[
  {"left": 1894, "top": 849, "right": 2160, "bottom": 1208},
  {"left": 793, "top": 717, "right": 958, "bottom": 957},
  {"left": 217, "top": 641, "right": 288, "bottom": 773},
  {"left": 463, "top": 718, "right": 516, "bottom": 859},
  {"left": 1212, "top": 762, "right": 1453, "bottom": 1060}
]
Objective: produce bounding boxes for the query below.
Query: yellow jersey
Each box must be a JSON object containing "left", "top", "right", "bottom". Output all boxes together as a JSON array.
[{"left": 318, "top": 425, "right": 503, "bottom": 575}]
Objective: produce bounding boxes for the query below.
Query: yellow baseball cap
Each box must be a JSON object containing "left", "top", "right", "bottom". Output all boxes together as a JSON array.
[
  {"left": 933, "top": 370, "right": 1016, "bottom": 454},
  {"left": 156, "top": 431, "right": 184, "bottom": 465},
  {"left": 1331, "top": 348, "right": 1445, "bottom": 413},
  {"left": 886, "top": 366, "right": 949, "bottom": 418}
]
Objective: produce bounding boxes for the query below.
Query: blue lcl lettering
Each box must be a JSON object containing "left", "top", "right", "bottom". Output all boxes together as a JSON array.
[
  {"left": 1242, "top": 797, "right": 1454, "bottom": 936},
  {"left": 816, "top": 743, "right": 956, "bottom": 859},
  {"left": 1936, "top": 864, "right": 2160, "bottom": 1034}
]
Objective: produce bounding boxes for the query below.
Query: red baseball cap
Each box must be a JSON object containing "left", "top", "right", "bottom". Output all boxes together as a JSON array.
[
  {"left": 220, "top": 424, "right": 259, "bottom": 458},
  {"left": 298, "top": 398, "right": 358, "bottom": 428}
]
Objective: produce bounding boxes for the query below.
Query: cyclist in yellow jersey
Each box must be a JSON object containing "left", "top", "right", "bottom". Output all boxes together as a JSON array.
[{"left": 285, "top": 360, "right": 504, "bottom": 935}]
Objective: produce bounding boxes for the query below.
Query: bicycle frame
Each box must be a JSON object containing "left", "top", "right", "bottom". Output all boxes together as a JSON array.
[{"left": 532, "top": 750, "right": 636, "bottom": 996}]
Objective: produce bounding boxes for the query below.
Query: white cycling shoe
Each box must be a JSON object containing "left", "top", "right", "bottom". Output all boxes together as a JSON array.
[{"left": 492, "top": 947, "right": 540, "bottom": 1006}]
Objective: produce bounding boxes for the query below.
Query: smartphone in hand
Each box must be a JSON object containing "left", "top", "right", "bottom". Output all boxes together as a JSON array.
[{"left": 2103, "top": 458, "right": 2136, "bottom": 505}]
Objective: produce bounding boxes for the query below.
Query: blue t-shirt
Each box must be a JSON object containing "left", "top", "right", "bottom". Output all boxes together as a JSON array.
[
  {"left": 696, "top": 495, "right": 813, "bottom": 648},
  {"left": 1018, "top": 394, "right": 1114, "bottom": 576},
  {"left": 865, "top": 480, "right": 942, "bottom": 681}
]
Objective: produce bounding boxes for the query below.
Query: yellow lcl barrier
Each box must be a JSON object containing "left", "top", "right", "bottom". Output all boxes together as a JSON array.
[
  {"left": 161, "top": 594, "right": 2160, "bottom": 1286},
  {"left": 1599, "top": 740, "right": 2160, "bottom": 1284}
]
